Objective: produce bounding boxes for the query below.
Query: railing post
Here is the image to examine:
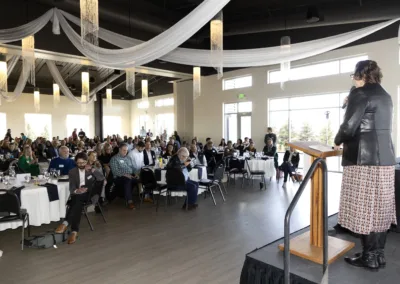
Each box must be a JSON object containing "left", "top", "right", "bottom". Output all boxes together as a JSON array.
[{"left": 284, "top": 158, "right": 329, "bottom": 284}]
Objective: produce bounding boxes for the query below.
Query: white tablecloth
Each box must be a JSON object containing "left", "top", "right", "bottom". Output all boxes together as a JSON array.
[
  {"left": 155, "top": 166, "right": 208, "bottom": 197},
  {"left": 246, "top": 159, "right": 276, "bottom": 178},
  {"left": 0, "top": 180, "right": 70, "bottom": 231}
]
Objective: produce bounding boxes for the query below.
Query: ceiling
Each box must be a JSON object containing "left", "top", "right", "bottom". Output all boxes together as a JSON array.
[{"left": 1, "top": 0, "right": 400, "bottom": 99}]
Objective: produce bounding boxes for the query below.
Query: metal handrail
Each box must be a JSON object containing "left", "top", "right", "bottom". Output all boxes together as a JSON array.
[{"left": 284, "top": 158, "right": 328, "bottom": 284}]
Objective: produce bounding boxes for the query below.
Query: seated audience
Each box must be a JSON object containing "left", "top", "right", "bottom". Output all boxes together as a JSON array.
[
  {"left": 169, "top": 137, "right": 180, "bottom": 152},
  {"left": 203, "top": 140, "right": 218, "bottom": 172},
  {"left": 245, "top": 141, "right": 257, "bottom": 154},
  {"left": 126, "top": 137, "right": 134, "bottom": 151},
  {"left": 224, "top": 141, "right": 236, "bottom": 157},
  {"left": 87, "top": 151, "right": 103, "bottom": 173},
  {"left": 219, "top": 139, "right": 227, "bottom": 147},
  {"left": 98, "top": 143, "right": 113, "bottom": 177},
  {"left": 264, "top": 127, "right": 277, "bottom": 145},
  {"left": 45, "top": 140, "right": 59, "bottom": 159},
  {"left": 110, "top": 144, "right": 139, "bottom": 209},
  {"left": 18, "top": 146, "right": 40, "bottom": 176},
  {"left": 0, "top": 140, "right": 10, "bottom": 155},
  {"left": 234, "top": 139, "right": 245, "bottom": 156},
  {"left": 128, "top": 141, "right": 145, "bottom": 170},
  {"left": 94, "top": 143, "right": 102, "bottom": 157},
  {"left": 279, "top": 147, "right": 300, "bottom": 189},
  {"left": 154, "top": 136, "right": 161, "bottom": 147},
  {"left": 173, "top": 131, "right": 181, "bottom": 144},
  {"left": 166, "top": 148, "right": 199, "bottom": 210},
  {"left": 76, "top": 141, "right": 86, "bottom": 153},
  {"left": 143, "top": 141, "right": 156, "bottom": 166},
  {"left": 48, "top": 146, "right": 76, "bottom": 175},
  {"left": 162, "top": 144, "right": 175, "bottom": 159},
  {"left": 243, "top": 137, "right": 250, "bottom": 148},
  {"left": 54, "top": 152, "right": 103, "bottom": 244},
  {"left": 189, "top": 144, "right": 206, "bottom": 166},
  {"left": 263, "top": 138, "right": 278, "bottom": 171},
  {"left": 8, "top": 142, "right": 20, "bottom": 159}
]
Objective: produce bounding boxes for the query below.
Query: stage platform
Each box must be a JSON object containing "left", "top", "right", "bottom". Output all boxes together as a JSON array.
[{"left": 240, "top": 215, "right": 400, "bottom": 284}]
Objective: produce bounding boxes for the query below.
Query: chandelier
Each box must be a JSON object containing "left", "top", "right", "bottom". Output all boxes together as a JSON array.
[
  {"left": 81, "top": 70, "right": 89, "bottom": 112},
  {"left": 53, "top": 83, "right": 60, "bottom": 108},
  {"left": 280, "top": 36, "right": 291, "bottom": 89},
  {"left": 106, "top": 84, "right": 112, "bottom": 107},
  {"left": 80, "top": 0, "right": 99, "bottom": 49},
  {"left": 210, "top": 11, "right": 223, "bottom": 79},
  {"left": 126, "top": 67, "right": 136, "bottom": 96},
  {"left": 33, "top": 87, "right": 40, "bottom": 112},
  {"left": 0, "top": 54, "right": 7, "bottom": 99},
  {"left": 22, "top": 36, "right": 35, "bottom": 86},
  {"left": 141, "top": 79, "right": 148, "bottom": 102},
  {"left": 193, "top": 67, "right": 201, "bottom": 100}
]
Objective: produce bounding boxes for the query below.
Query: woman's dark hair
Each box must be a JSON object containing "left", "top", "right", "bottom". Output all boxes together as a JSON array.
[
  {"left": 353, "top": 60, "right": 382, "bottom": 84},
  {"left": 237, "top": 139, "right": 243, "bottom": 144}
]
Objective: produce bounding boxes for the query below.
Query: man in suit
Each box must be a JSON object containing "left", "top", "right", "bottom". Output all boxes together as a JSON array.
[
  {"left": 143, "top": 141, "right": 156, "bottom": 166},
  {"left": 55, "top": 152, "right": 103, "bottom": 244}
]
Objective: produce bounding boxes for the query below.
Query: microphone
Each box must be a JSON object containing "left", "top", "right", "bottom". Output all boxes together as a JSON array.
[{"left": 342, "top": 86, "right": 356, "bottom": 109}]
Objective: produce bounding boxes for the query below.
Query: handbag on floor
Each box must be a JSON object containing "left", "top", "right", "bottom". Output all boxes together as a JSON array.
[{"left": 23, "top": 230, "right": 70, "bottom": 249}]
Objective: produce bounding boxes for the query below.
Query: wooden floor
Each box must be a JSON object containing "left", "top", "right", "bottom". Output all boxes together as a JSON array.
[{"left": 0, "top": 174, "right": 342, "bottom": 284}]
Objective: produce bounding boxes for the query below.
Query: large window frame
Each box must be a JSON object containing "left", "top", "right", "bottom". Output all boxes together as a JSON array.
[
  {"left": 103, "top": 116, "right": 122, "bottom": 137},
  {"left": 268, "top": 55, "right": 368, "bottom": 84},
  {"left": 222, "top": 75, "right": 253, "bottom": 91},
  {"left": 25, "top": 113, "right": 52, "bottom": 140},
  {"left": 268, "top": 93, "right": 348, "bottom": 172},
  {"left": 223, "top": 101, "right": 252, "bottom": 142}
]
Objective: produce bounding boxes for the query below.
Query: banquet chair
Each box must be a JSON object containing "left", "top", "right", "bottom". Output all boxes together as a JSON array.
[
  {"left": 245, "top": 159, "right": 267, "bottom": 190},
  {"left": 227, "top": 157, "right": 248, "bottom": 188},
  {"left": 158, "top": 168, "right": 188, "bottom": 212},
  {"left": 139, "top": 167, "right": 167, "bottom": 209},
  {"left": 199, "top": 162, "right": 226, "bottom": 205},
  {"left": 0, "top": 190, "right": 30, "bottom": 250},
  {"left": 66, "top": 180, "right": 106, "bottom": 231}
]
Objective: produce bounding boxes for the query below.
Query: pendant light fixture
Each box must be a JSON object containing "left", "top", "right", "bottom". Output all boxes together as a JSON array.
[
  {"left": 0, "top": 54, "right": 7, "bottom": 97},
  {"left": 22, "top": 36, "right": 35, "bottom": 86},
  {"left": 141, "top": 79, "right": 148, "bottom": 103},
  {"left": 81, "top": 70, "right": 89, "bottom": 112},
  {"left": 53, "top": 83, "right": 60, "bottom": 108},
  {"left": 280, "top": 1, "right": 291, "bottom": 90},
  {"left": 210, "top": 11, "right": 223, "bottom": 79},
  {"left": 193, "top": 67, "right": 201, "bottom": 100},
  {"left": 33, "top": 87, "right": 40, "bottom": 112},
  {"left": 126, "top": 67, "right": 136, "bottom": 96},
  {"left": 106, "top": 84, "right": 112, "bottom": 107},
  {"left": 80, "top": 0, "right": 99, "bottom": 50}
]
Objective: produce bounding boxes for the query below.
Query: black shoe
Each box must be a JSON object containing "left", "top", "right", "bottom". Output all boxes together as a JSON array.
[
  {"left": 345, "top": 253, "right": 379, "bottom": 270},
  {"left": 259, "top": 182, "right": 264, "bottom": 190}
]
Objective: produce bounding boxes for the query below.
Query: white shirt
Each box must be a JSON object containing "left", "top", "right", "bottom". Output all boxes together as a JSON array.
[
  {"left": 127, "top": 142, "right": 134, "bottom": 152},
  {"left": 145, "top": 149, "right": 153, "bottom": 165},
  {"left": 79, "top": 169, "right": 86, "bottom": 187},
  {"left": 128, "top": 149, "right": 144, "bottom": 173}
]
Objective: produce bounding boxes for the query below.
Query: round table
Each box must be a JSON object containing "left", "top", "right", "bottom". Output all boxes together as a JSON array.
[{"left": 246, "top": 159, "right": 276, "bottom": 178}]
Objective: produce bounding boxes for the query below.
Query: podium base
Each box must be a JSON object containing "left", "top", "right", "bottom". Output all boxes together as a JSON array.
[{"left": 278, "top": 231, "right": 355, "bottom": 264}]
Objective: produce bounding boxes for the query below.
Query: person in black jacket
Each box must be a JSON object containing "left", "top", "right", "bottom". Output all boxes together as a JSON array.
[
  {"left": 279, "top": 147, "right": 300, "bottom": 189},
  {"left": 143, "top": 141, "right": 156, "bottom": 166},
  {"left": 264, "top": 127, "right": 277, "bottom": 145},
  {"left": 263, "top": 138, "right": 278, "bottom": 170},
  {"left": 166, "top": 148, "right": 199, "bottom": 210},
  {"left": 333, "top": 60, "right": 396, "bottom": 270}
]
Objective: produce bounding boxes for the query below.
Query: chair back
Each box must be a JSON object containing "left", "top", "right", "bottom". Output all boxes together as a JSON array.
[
  {"left": 140, "top": 167, "right": 157, "bottom": 188},
  {"left": 0, "top": 190, "right": 21, "bottom": 220},
  {"left": 213, "top": 162, "right": 225, "bottom": 181},
  {"left": 228, "top": 157, "right": 243, "bottom": 171},
  {"left": 9, "top": 159, "right": 23, "bottom": 174},
  {"left": 165, "top": 168, "right": 186, "bottom": 188}
]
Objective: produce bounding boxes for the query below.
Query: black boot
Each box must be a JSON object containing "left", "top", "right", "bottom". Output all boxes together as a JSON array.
[
  {"left": 354, "top": 232, "right": 387, "bottom": 267},
  {"left": 345, "top": 233, "right": 379, "bottom": 270}
]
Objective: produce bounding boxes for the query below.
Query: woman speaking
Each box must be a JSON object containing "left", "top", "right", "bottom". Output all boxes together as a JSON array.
[{"left": 334, "top": 60, "right": 396, "bottom": 270}]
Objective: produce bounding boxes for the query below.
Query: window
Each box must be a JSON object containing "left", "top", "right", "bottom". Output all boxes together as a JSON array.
[
  {"left": 155, "top": 113, "right": 174, "bottom": 136},
  {"left": 269, "top": 93, "right": 348, "bottom": 172},
  {"left": 25, "top": 114, "right": 52, "bottom": 140},
  {"left": 138, "top": 115, "right": 149, "bottom": 134},
  {"left": 137, "top": 101, "right": 149, "bottom": 109},
  {"left": 103, "top": 116, "right": 122, "bottom": 136},
  {"left": 0, "top": 113, "right": 6, "bottom": 139},
  {"left": 66, "top": 115, "right": 89, "bottom": 138},
  {"left": 223, "top": 102, "right": 252, "bottom": 142},
  {"left": 223, "top": 75, "right": 252, "bottom": 90},
  {"left": 155, "top": 98, "right": 174, "bottom": 107},
  {"left": 268, "top": 55, "right": 368, "bottom": 83}
]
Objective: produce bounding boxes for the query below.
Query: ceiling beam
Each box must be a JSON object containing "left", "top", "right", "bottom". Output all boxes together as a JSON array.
[{"left": 0, "top": 44, "right": 193, "bottom": 79}]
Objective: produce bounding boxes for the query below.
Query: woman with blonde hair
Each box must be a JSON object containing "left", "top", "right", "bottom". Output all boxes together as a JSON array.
[{"left": 18, "top": 145, "right": 40, "bottom": 176}]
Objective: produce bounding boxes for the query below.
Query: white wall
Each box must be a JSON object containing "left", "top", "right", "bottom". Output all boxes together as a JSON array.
[
  {"left": 0, "top": 93, "right": 95, "bottom": 139},
  {"left": 130, "top": 94, "right": 175, "bottom": 137},
  {"left": 182, "top": 38, "right": 400, "bottom": 153},
  {"left": 174, "top": 81, "right": 194, "bottom": 142}
]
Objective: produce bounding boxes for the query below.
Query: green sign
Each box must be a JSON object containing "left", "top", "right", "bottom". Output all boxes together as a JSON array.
[{"left": 238, "top": 93, "right": 246, "bottom": 99}]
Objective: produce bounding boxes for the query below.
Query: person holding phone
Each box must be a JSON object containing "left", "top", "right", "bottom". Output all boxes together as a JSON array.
[{"left": 55, "top": 152, "right": 103, "bottom": 244}]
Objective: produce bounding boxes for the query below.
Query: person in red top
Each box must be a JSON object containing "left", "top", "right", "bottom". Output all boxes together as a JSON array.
[{"left": 72, "top": 128, "right": 78, "bottom": 141}]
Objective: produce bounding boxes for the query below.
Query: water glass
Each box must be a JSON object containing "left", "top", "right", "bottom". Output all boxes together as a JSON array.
[
  {"left": 3, "top": 175, "right": 10, "bottom": 189},
  {"left": 24, "top": 175, "right": 31, "bottom": 183}
]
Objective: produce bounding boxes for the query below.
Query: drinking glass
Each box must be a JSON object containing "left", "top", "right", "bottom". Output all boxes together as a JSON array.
[
  {"left": 44, "top": 171, "right": 51, "bottom": 182},
  {"left": 3, "top": 175, "right": 10, "bottom": 189},
  {"left": 24, "top": 175, "right": 31, "bottom": 183}
]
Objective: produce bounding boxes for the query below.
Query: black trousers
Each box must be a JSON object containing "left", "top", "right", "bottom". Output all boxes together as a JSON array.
[
  {"left": 66, "top": 192, "right": 89, "bottom": 232},
  {"left": 280, "top": 162, "right": 295, "bottom": 182}
]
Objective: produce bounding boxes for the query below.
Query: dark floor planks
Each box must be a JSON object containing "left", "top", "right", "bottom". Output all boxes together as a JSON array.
[{"left": 0, "top": 173, "right": 342, "bottom": 284}]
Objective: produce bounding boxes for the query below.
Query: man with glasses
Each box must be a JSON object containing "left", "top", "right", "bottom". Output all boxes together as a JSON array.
[
  {"left": 166, "top": 148, "right": 199, "bottom": 210},
  {"left": 110, "top": 144, "right": 139, "bottom": 209},
  {"left": 55, "top": 152, "right": 103, "bottom": 244}
]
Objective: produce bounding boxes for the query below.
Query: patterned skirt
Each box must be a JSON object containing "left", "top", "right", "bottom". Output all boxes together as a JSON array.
[{"left": 338, "top": 165, "right": 397, "bottom": 235}]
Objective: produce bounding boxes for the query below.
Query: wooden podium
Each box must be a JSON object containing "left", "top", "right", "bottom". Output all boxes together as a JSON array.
[{"left": 278, "top": 141, "right": 355, "bottom": 264}]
